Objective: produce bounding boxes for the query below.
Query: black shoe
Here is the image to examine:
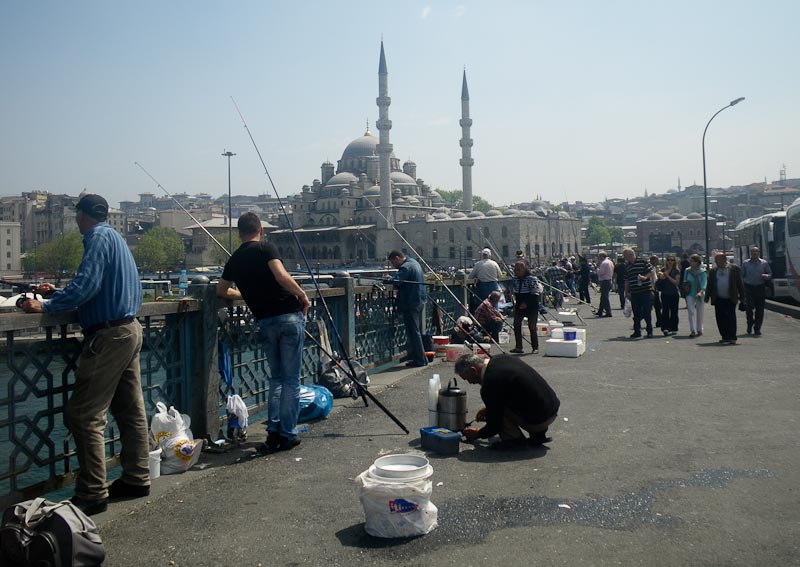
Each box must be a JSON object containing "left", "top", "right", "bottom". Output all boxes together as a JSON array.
[
  {"left": 754, "top": 330, "right": 762, "bottom": 336},
  {"left": 630, "top": 332, "right": 641, "bottom": 338},
  {"left": 509, "top": 348, "right": 524, "bottom": 354},
  {"left": 489, "top": 438, "right": 527, "bottom": 451},
  {"left": 266, "top": 431, "right": 281, "bottom": 451},
  {"left": 663, "top": 330, "right": 669, "bottom": 336},
  {"left": 70, "top": 496, "right": 107, "bottom": 516},
  {"left": 529, "top": 434, "right": 553, "bottom": 447},
  {"left": 108, "top": 478, "right": 150, "bottom": 500},
  {"left": 277, "top": 436, "right": 301, "bottom": 451}
]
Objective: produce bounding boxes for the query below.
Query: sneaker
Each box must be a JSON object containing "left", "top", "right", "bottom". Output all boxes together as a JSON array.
[
  {"left": 532, "top": 349, "right": 539, "bottom": 354},
  {"left": 108, "top": 478, "right": 150, "bottom": 500},
  {"left": 70, "top": 496, "right": 107, "bottom": 516},
  {"left": 277, "top": 436, "right": 301, "bottom": 451},
  {"left": 509, "top": 348, "right": 524, "bottom": 354}
]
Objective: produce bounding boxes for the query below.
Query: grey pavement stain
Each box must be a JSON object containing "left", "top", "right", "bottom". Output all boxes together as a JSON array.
[{"left": 335, "top": 468, "right": 774, "bottom": 554}]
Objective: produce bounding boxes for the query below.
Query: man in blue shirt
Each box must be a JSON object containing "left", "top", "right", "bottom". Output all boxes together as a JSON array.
[
  {"left": 22, "top": 194, "right": 148, "bottom": 515},
  {"left": 385, "top": 250, "right": 428, "bottom": 367}
]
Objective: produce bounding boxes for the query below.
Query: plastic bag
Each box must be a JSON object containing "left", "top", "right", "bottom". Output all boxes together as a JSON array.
[
  {"left": 150, "top": 402, "right": 203, "bottom": 474},
  {"left": 356, "top": 470, "right": 438, "bottom": 538},
  {"left": 623, "top": 302, "right": 632, "bottom": 318},
  {"left": 297, "top": 385, "right": 333, "bottom": 423},
  {"left": 318, "top": 359, "right": 368, "bottom": 399},
  {"left": 226, "top": 394, "right": 249, "bottom": 441}
]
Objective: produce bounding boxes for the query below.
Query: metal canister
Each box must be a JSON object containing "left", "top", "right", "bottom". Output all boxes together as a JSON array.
[{"left": 437, "top": 378, "right": 468, "bottom": 431}]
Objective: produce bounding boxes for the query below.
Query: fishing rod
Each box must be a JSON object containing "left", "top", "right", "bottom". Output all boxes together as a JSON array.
[
  {"left": 230, "top": 97, "right": 408, "bottom": 434},
  {"left": 134, "top": 162, "right": 407, "bottom": 432},
  {"left": 360, "top": 195, "right": 506, "bottom": 355}
]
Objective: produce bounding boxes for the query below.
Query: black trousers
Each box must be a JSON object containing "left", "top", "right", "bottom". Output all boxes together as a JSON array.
[
  {"left": 713, "top": 298, "right": 738, "bottom": 341},
  {"left": 513, "top": 297, "right": 539, "bottom": 351},
  {"left": 660, "top": 294, "right": 680, "bottom": 333},
  {"left": 744, "top": 284, "right": 766, "bottom": 332}
]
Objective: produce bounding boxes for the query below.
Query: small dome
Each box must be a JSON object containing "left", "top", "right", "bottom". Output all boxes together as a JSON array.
[
  {"left": 432, "top": 212, "right": 449, "bottom": 220},
  {"left": 485, "top": 209, "right": 502, "bottom": 217},
  {"left": 406, "top": 196, "right": 421, "bottom": 205},
  {"left": 390, "top": 171, "right": 418, "bottom": 186},
  {"left": 686, "top": 212, "right": 703, "bottom": 219},
  {"left": 392, "top": 188, "right": 402, "bottom": 197},
  {"left": 451, "top": 212, "right": 467, "bottom": 219},
  {"left": 322, "top": 160, "right": 333, "bottom": 166},
  {"left": 467, "top": 211, "right": 485, "bottom": 218},
  {"left": 668, "top": 213, "right": 684, "bottom": 219},
  {"left": 647, "top": 213, "right": 664, "bottom": 220},
  {"left": 324, "top": 172, "right": 358, "bottom": 187},
  {"left": 435, "top": 207, "right": 449, "bottom": 214},
  {"left": 558, "top": 211, "right": 571, "bottom": 219},
  {"left": 365, "top": 185, "right": 381, "bottom": 196},
  {"left": 403, "top": 159, "right": 416, "bottom": 167},
  {"left": 504, "top": 209, "right": 521, "bottom": 216}
]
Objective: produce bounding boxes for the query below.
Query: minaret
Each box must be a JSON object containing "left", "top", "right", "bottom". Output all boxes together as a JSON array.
[
  {"left": 459, "top": 69, "right": 474, "bottom": 212},
  {"left": 376, "top": 41, "right": 393, "bottom": 228}
]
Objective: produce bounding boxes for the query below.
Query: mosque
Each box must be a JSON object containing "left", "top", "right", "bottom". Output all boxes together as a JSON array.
[{"left": 268, "top": 43, "right": 581, "bottom": 269}]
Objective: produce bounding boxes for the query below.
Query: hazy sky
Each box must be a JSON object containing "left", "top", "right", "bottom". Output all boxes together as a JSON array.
[{"left": 2, "top": 1, "right": 797, "bottom": 209}]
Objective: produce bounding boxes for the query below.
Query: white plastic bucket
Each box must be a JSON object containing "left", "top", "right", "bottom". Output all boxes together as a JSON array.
[
  {"left": 550, "top": 327, "right": 564, "bottom": 340},
  {"left": 149, "top": 448, "right": 162, "bottom": 480},
  {"left": 445, "top": 344, "right": 466, "bottom": 362},
  {"left": 498, "top": 332, "right": 510, "bottom": 345}
]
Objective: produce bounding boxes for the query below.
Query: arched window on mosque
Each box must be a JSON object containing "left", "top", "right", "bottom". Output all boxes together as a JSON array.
[
  {"left": 466, "top": 227, "right": 472, "bottom": 240},
  {"left": 432, "top": 247, "right": 439, "bottom": 259},
  {"left": 501, "top": 226, "right": 508, "bottom": 238},
  {"left": 449, "top": 228, "right": 454, "bottom": 242},
  {"left": 483, "top": 227, "right": 490, "bottom": 238}
]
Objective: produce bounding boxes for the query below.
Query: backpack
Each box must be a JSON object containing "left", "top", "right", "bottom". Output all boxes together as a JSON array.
[
  {"left": 0, "top": 498, "right": 106, "bottom": 566},
  {"left": 318, "top": 358, "right": 368, "bottom": 399}
]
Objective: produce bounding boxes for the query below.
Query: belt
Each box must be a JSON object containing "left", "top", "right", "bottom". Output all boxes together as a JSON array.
[{"left": 83, "top": 317, "right": 135, "bottom": 337}]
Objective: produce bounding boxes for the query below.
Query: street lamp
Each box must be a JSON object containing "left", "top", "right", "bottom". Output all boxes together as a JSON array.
[
  {"left": 702, "top": 97, "right": 744, "bottom": 266},
  {"left": 222, "top": 150, "right": 236, "bottom": 253}
]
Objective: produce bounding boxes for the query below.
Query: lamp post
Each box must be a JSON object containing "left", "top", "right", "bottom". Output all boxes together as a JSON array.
[
  {"left": 222, "top": 150, "right": 236, "bottom": 253},
  {"left": 702, "top": 97, "right": 744, "bottom": 266}
]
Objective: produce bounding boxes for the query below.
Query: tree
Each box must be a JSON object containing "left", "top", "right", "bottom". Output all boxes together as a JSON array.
[
  {"left": 585, "top": 217, "right": 611, "bottom": 246},
  {"left": 22, "top": 232, "right": 83, "bottom": 279},
  {"left": 608, "top": 226, "right": 625, "bottom": 245},
  {"left": 135, "top": 227, "right": 185, "bottom": 273},
  {"left": 433, "top": 189, "right": 493, "bottom": 212}
]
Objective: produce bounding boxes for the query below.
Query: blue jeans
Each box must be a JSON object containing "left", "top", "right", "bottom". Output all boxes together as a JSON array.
[
  {"left": 258, "top": 311, "right": 305, "bottom": 439},
  {"left": 476, "top": 281, "right": 501, "bottom": 301},
  {"left": 630, "top": 292, "right": 653, "bottom": 335},
  {"left": 401, "top": 304, "right": 427, "bottom": 366}
]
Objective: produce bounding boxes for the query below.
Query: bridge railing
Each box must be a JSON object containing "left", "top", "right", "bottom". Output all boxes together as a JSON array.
[{"left": 0, "top": 278, "right": 470, "bottom": 507}]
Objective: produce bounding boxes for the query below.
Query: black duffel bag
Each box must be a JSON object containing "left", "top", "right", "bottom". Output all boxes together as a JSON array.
[{"left": 0, "top": 498, "right": 105, "bottom": 566}]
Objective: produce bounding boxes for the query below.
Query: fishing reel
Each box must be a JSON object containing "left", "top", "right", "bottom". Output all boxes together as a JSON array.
[
  {"left": 15, "top": 292, "right": 43, "bottom": 309},
  {"left": 371, "top": 281, "right": 386, "bottom": 292}
]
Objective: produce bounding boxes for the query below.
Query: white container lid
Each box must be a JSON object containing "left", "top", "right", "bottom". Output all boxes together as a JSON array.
[{"left": 372, "top": 454, "right": 430, "bottom": 479}]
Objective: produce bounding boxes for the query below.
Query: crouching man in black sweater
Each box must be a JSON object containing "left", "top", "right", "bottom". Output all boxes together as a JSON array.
[{"left": 454, "top": 353, "right": 560, "bottom": 451}]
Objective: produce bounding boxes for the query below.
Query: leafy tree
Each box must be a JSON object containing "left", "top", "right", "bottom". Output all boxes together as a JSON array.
[
  {"left": 585, "top": 217, "right": 611, "bottom": 246},
  {"left": 608, "top": 226, "right": 625, "bottom": 245},
  {"left": 433, "top": 189, "right": 493, "bottom": 212},
  {"left": 22, "top": 232, "right": 83, "bottom": 279},
  {"left": 135, "top": 227, "right": 185, "bottom": 272}
]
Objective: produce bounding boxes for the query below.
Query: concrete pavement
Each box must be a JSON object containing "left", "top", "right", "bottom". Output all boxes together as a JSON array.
[{"left": 94, "top": 300, "right": 800, "bottom": 566}]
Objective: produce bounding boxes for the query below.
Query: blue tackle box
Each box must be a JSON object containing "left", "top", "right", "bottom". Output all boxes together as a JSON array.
[{"left": 420, "top": 427, "right": 461, "bottom": 455}]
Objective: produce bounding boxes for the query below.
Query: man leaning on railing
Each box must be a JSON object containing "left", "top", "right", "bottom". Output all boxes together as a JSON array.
[{"left": 21, "top": 193, "right": 150, "bottom": 516}]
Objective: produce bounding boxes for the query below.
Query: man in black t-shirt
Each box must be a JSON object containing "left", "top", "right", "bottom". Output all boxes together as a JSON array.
[{"left": 217, "top": 212, "right": 310, "bottom": 453}]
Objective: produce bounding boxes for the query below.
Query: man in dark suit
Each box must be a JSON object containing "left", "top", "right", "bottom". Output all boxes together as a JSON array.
[{"left": 705, "top": 253, "right": 745, "bottom": 345}]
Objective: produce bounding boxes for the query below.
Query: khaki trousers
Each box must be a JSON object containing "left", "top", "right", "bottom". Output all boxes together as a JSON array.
[
  {"left": 66, "top": 320, "right": 149, "bottom": 500},
  {"left": 499, "top": 408, "right": 557, "bottom": 441}
]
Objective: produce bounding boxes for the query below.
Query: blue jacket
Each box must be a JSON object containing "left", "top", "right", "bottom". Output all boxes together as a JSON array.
[{"left": 388, "top": 257, "right": 426, "bottom": 310}]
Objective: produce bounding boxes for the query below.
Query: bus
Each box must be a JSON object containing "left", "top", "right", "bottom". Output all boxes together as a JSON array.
[{"left": 734, "top": 199, "right": 800, "bottom": 302}]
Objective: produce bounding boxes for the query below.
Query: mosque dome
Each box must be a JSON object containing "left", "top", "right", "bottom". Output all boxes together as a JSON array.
[
  {"left": 324, "top": 172, "right": 358, "bottom": 187},
  {"left": 467, "top": 211, "right": 485, "bottom": 218},
  {"left": 365, "top": 185, "right": 381, "bottom": 196},
  {"left": 485, "top": 210, "right": 502, "bottom": 217},
  {"left": 451, "top": 212, "right": 467, "bottom": 219},
  {"left": 647, "top": 213, "right": 664, "bottom": 220},
  {"left": 503, "top": 209, "right": 521, "bottom": 216},
  {"left": 391, "top": 171, "right": 418, "bottom": 186},
  {"left": 686, "top": 212, "right": 703, "bottom": 219},
  {"left": 432, "top": 212, "right": 449, "bottom": 220},
  {"left": 668, "top": 213, "right": 684, "bottom": 219},
  {"left": 558, "top": 211, "right": 571, "bottom": 219},
  {"left": 340, "top": 128, "right": 398, "bottom": 161}
]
